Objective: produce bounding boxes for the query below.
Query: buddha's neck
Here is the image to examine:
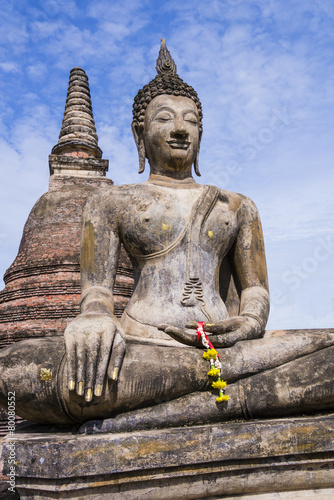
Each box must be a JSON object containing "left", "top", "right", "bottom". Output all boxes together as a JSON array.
[{"left": 147, "top": 173, "right": 201, "bottom": 189}]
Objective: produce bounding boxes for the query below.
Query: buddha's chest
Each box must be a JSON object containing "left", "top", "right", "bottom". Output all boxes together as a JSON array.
[{"left": 118, "top": 190, "right": 238, "bottom": 258}]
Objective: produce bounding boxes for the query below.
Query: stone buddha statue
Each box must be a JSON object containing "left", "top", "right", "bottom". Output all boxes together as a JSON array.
[{"left": 1, "top": 40, "right": 334, "bottom": 432}]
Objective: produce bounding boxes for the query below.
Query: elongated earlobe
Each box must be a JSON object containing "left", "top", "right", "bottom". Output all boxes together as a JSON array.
[
  {"left": 138, "top": 141, "right": 146, "bottom": 174},
  {"left": 194, "top": 132, "right": 202, "bottom": 176},
  {"left": 131, "top": 122, "right": 146, "bottom": 174},
  {"left": 194, "top": 149, "right": 201, "bottom": 177}
]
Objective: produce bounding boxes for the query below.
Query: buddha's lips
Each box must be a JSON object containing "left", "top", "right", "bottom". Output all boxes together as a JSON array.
[{"left": 168, "top": 140, "right": 190, "bottom": 150}]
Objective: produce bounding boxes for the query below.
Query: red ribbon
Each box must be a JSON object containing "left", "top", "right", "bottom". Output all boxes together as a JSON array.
[
  {"left": 196, "top": 321, "right": 220, "bottom": 355},
  {"left": 196, "top": 321, "right": 205, "bottom": 340}
]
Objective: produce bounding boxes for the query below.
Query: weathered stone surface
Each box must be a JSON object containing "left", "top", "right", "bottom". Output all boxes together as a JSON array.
[
  {"left": 1, "top": 415, "right": 334, "bottom": 499},
  {"left": 48, "top": 155, "right": 108, "bottom": 177}
]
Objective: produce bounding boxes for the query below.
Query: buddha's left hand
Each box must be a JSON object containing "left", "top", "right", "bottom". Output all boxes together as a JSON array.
[{"left": 159, "top": 316, "right": 262, "bottom": 347}]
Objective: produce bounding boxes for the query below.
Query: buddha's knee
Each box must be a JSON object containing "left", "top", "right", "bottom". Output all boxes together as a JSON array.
[
  {"left": 240, "top": 345, "right": 334, "bottom": 419},
  {"left": 0, "top": 337, "right": 74, "bottom": 425}
]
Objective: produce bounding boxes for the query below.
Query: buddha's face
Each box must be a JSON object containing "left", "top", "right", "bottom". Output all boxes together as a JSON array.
[{"left": 143, "top": 95, "right": 200, "bottom": 175}]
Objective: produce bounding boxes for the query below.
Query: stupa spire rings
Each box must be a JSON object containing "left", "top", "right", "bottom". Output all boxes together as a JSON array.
[{"left": 52, "top": 67, "right": 102, "bottom": 158}]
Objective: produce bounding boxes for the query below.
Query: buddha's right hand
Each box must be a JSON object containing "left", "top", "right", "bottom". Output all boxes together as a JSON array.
[{"left": 64, "top": 312, "right": 125, "bottom": 402}]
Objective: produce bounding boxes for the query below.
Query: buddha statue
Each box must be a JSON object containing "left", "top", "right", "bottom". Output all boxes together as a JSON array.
[{"left": 0, "top": 40, "right": 334, "bottom": 432}]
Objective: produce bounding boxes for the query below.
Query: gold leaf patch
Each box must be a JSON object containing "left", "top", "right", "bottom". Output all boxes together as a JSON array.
[{"left": 40, "top": 368, "right": 52, "bottom": 381}]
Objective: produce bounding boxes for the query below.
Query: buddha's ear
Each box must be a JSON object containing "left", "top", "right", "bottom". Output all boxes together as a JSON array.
[
  {"left": 131, "top": 122, "right": 146, "bottom": 174},
  {"left": 194, "top": 130, "right": 202, "bottom": 177}
]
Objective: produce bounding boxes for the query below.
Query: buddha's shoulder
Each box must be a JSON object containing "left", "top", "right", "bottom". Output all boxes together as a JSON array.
[
  {"left": 90, "top": 182, "right": 152, "bottom": 203},
  {"left": 215, "top": 187, "right": 258, "bottom": 213}
]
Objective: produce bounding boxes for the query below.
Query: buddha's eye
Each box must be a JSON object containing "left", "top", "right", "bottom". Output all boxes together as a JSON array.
[
  {"left": 184, "top": 113, "right": 198, "bottom": 124},
  {"left": 155, "top": 112, "right": 173, "bottom": 122}
]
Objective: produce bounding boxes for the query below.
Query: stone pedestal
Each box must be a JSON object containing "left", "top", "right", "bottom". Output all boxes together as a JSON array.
[{"left": 1, "top": 414, "right": 334, "bottom": 499}]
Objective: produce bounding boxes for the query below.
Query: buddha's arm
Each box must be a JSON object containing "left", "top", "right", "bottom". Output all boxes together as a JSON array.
[
  {"left": 64, "top": 191, "right": 125, "bottom": 402},
  {"left": 231, "top": 196, "right": 270, "bottom": 327},
  {"left": 199, "top": 196, "right": 270, "bottom": 345}
]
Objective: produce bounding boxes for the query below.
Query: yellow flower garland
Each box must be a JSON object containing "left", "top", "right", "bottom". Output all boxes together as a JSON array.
[{"left": 196, "top": 322, "right": 229, "bottom": 403}]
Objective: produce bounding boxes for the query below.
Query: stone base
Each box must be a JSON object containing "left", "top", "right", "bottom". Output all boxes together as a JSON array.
[{"left": 1, "top": 414, "right": 334, "bottom": 499}]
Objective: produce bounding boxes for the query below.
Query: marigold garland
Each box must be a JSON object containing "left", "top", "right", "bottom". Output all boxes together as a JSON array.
[
  {"left": 202, "top": 348, "right": 218, "bottom": 360},
  {"left": 196, "top": 321, "right": 229, "bottom": 403},
  {"left": 207, "top": 367, "right": 220, "bottom": 377}
]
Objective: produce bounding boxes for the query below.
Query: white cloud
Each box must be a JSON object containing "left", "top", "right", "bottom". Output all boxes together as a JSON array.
[
  {"left": 29, "top": 20, "right": 64, "bottom": 39},
  {"left": 87, "top": 0, "right": 149, "bottom": 21},
  {"left": 0, "top": 13, "right": 28, "bottom": 51},
  {"left": 27, "top": 63, "right": 48, "bottom": 81},
  {"left": 0, "top": 62, "right": 20, "bottom": 73}
]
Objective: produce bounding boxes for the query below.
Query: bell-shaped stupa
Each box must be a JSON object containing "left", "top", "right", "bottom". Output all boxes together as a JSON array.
[
  {"left": 0, "top": 67, "right": 133, "bottom": 358},
  {"left": 0, "top": 67, "right": 134, "bottom": 433}
]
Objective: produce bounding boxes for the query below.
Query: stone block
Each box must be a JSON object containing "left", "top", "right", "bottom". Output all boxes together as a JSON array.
[{"left": 1, "top": 414, "right": 334, "bottom": 499}]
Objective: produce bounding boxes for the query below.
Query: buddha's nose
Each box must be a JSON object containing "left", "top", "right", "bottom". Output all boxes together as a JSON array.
[{"left": 172, "top": 115, "right": 188, "bottom": 136}]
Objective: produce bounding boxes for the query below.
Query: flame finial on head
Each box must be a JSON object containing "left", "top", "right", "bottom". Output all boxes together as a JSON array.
[{"left": 156, "top": 39, "right": 177, "bottom": 75}]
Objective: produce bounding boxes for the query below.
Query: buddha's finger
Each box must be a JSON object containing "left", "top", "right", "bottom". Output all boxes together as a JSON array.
[
  {"left": 184, "top": 321, "right": 198, "bottom": 330},
  {"left": 185, "top": 321, "right": 223, "bottom": 334},
  {"left": 65, "top": 336, "right": 76, "bottom": 392},
  {"left": 85, "top": 334, "right": 102, "bottom": 402},
  {"left": 208, "top": 325, "right": 251, "bottom": 347},
  {"left": 164, "top": 326, "right": 199, "bottom": 346},
  {"left": 185, "top": 319, "right": 242, "bottom": 334},
  {"left": 203, "top": 318, "right": 243, "bottom": 334},
  {"left": 76, "top": 340, "right": 86, "bottom": 397},
  {"left": 107, "top": 330, "right": 126, "bottom": 381},
  {"left": 94, "top": 330, "right": 114, "bottom": 397},
  {"left": 157, "top": 323, "right": 169, "bottom": 331}
]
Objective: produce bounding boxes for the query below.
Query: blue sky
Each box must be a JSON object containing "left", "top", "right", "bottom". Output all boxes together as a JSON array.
[{"left": 0, "top": 0, "right": 333, "bottom": 330}]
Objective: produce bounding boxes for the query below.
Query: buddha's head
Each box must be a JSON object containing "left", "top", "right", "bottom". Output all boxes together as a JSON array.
[{"left": 132, "top": 40, "right": 203, "bottom": 177}]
